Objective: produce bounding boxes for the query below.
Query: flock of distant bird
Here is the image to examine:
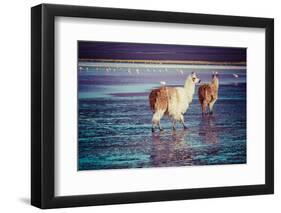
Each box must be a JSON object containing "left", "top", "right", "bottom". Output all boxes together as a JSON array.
[
  {"left": 79, "top": 66, "right": 171, "bottom": 74},
  {"left": 79, "top": 66, "right": 240, "bottom": 79}
]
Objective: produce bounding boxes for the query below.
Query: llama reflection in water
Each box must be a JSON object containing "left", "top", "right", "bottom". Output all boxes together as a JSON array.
[
  {"left": 151, "top": 130, "right": 193, "bottom": 167},
  {"left": 196, "top": 115, "right": 221, "bottom": 163},
  {"left": 199, "top": 115, "right": 219, "bottom": 145},
  {"left": 150, "top": 116, "right": 220, "bottom": 167}
]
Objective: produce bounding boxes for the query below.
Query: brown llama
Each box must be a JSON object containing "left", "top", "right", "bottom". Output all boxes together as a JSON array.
[{"left": 198, "top": 72, "right": 219, "bottom": 115}]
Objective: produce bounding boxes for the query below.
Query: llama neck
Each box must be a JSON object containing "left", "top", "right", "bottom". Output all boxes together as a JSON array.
[
  {"left": 184, "top": 79, "right": 195, "bottom": 102},
  {"left": 211, "top": 78, "right": 219, "bottom": 91}
]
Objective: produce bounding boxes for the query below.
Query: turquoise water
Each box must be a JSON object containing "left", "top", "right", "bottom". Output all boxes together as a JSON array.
[{"left": 78, "top": 66, "right": 246, "bottom": 170}]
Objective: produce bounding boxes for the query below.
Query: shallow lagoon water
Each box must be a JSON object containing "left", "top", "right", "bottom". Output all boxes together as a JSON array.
[{"left": 78, "top": 66, "right": 246, "bottom": 170}]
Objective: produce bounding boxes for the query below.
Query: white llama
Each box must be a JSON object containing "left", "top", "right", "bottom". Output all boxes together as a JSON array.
[{"left": 149, "top": 72, "right": 201, "bottom": 132}]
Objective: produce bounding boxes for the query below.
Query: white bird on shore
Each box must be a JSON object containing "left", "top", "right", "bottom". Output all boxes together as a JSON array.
[
  {"left": 160, "top": 81, "right": 166, "bottom": 86},
  {"left": 233, "top": 74, "right": 239, "bottom": 78}
]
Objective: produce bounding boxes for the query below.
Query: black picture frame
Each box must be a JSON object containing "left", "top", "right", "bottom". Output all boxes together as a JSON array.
[{"left": 31, "top": 3, "right": 274, "bottom": 209}]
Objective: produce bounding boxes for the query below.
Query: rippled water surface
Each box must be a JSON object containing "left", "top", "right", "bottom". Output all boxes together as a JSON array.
[{"left": 78, "top": 66, "right": 246, "bottom": 170}]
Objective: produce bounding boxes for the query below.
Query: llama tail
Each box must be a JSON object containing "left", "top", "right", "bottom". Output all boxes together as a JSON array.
[
  {"left": 149, "top": 87, "right": 169, "bottom": 113},
  {"left": 149, "top": 89, "right": 158, "bottom": 112}
]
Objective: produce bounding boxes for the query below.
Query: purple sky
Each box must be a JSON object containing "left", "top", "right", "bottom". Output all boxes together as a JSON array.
[{"left": 78, "top": 41, "right": 246, "bottom": 62}]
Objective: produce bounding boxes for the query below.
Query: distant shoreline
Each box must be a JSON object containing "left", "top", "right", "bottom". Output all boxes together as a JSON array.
[
  {"left": 78, "top": 61, "right": 246, "bottom": 70},
  {"left": 79, "top": 58, "right": 246, "bottom": 66}
]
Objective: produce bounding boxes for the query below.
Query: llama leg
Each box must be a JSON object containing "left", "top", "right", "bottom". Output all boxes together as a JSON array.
[
  {"left": 209, "top": 99, "right": 217, "bottom": 115},
  {"left": 172, "top": 119, "right": 176, "bottom": 131},
  {"left": 202, "top": 101, "right": 208, "bottom": 116},
  {"left": 199, "top": 101, "right": 204, "bottom": 115},
  {"left": 180, "top": 114, "right": 187, "bottom": 129},
  {"left": 151, "top": 118, "right": 157, "bottom": 132},
  {"left": 158, "top": 110, "right": 165, "bottom": 131},
  {"left": 151, "top": 113, "right": 158, "bottom": 132},
  {"left": 152, "top": 111, "right": 164, "bottom": 132},
  {"left": 158, "top": 120, "right": 164, "bottom": 131}
]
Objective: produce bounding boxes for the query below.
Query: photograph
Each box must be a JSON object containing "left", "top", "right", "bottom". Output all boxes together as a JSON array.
[
  {"left": 30, "top": 3, "right": 274, "bottom": 209},
  {"left": 78, "top": 41, "right": 247, "bottom": 171}
]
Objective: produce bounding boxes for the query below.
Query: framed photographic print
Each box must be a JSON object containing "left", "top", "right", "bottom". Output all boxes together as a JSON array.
[{"left": 31, "top": 4, "right": 274, "bottom": 209}]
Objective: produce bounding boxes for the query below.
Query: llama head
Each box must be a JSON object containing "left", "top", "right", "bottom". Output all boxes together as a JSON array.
[
  {"left": 212, "top": 71, "right": 219, "bottom": 88},
  {"left": 212, "top": 71, "right": 219, "bottom": 79},
  {"left": 184, "top": 72, "right": 201, "bottom": 89},
  {"left": 190, "top": 72, "right": 201, "bottom": 84}
]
